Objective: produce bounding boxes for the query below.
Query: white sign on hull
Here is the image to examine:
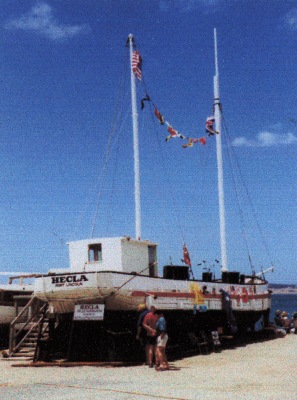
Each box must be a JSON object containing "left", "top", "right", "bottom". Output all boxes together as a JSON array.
[{"left": 73, "top": 304, "right": 105, "bottom": 321}]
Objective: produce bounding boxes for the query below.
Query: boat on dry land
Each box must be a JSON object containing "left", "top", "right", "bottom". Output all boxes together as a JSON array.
[{"left": 32, "top": 31, "right": 273, "bottom": 361}]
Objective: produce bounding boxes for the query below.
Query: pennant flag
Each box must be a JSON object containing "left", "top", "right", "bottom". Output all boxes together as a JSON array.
[
  {"left": 166, "top": 125, "right": 186, "bottom": 141},
  {"left": 132, "top": 50, "right": 142, "bottom": 80},
  {"left": 182, "top": 138, "right": 199, "bottom": 148},
  {"left": 154, "top": 106, "right": 165, "bottom": 124},
  {"left": 205, "top": 116, "right": 218, "bottom": 135},
  {"left": 141, "top": 94, "right": 151, "bottom": 110},
  {"left": 183, "top": 244, "right": 191, "bottom": 267},
  {"left": 146, "top": 97, "right": 211, "bottom": 152},
  {"left": 167, "top": 126, "right": 179, "bottom": 139}
]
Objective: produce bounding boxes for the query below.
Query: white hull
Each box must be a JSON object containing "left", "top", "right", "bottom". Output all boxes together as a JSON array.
[{"left": 34, "top": 271, "right": 271, "bottom": 315}]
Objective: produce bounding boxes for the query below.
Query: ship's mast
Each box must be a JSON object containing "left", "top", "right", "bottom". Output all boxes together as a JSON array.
[
  {"left": 128, "top": 34, "right": 141, "bottom": 240},
  {"left": 213, "top": 28, "right": 228, "bottom": 272}
]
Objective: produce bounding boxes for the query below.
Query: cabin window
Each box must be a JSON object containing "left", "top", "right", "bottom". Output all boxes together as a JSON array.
[{"left": 88, "top": 243, "right": 102, "bottom": 262}]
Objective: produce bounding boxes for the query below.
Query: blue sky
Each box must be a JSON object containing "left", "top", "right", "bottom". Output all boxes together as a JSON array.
[{"left": 0, "top": 1, "right": 296, "bottom": 284}]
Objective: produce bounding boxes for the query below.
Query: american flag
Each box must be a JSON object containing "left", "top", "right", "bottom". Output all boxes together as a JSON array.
[{"left": 132, "top": 50, "right": 142, "bottom": 80}]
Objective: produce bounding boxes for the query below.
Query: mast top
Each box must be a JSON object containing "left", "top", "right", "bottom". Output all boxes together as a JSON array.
[
  {"left": 214, "top": 28, "right": 219, "bottom": 87},
  {"left": 127, "top": 34, "right": 136, "bottom": 50}
]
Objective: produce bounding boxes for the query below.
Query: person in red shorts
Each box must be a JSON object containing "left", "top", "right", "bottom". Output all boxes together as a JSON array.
[{"left": 142, "top": 305, "right": 158, "bottom": 367}]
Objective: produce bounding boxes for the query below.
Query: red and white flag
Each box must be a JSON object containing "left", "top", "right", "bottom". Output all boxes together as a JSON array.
[
  {"left": 132, "top": 50, "right": 142, "bottom": 80},
  {"left": 205, "top": 116, "right": 218, "bottom": 135},
  {"left": 166, "top": 125, "right": 186, "bottom": 141},
  {"left": 183, "top": 244, "right": 191, "bottom": 267}
]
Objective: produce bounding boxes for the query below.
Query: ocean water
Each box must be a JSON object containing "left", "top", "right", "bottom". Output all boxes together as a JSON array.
[{"left": 270, "top": 294, "right": 297, "bottom": 322}]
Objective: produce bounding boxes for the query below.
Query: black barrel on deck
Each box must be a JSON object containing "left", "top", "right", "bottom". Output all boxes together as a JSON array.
[{"left": 222, "top": 271, "right": 240, "bottom": 284}]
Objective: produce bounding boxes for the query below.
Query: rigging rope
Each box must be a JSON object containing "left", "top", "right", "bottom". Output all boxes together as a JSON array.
[
  {"left": 139, "top": 78, "right": 189, "bottom": 244},
  {"left": 89, "top": 38, "right": 273, "bottom": 275},
  {"left": 220, "top": 111, "right": 274, "bottom": 272},
  {"left": 145, "top": 106, "right": 187, "bottom": 244},
  {"left": 90, "top": 53, "right": 129, "bottom": 237},
  {"left": 214, "top": 102, "right": 255, "bottom": 272}
]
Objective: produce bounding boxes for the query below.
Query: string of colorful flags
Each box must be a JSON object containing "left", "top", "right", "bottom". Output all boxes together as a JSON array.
[
  {"left": 132, "top": 46, "right": 219, "bottom": 267},
  {"left": 131, "top": 49, "right": 219, "bottom": 150},
  {"left": 153, "top": 105, "right": 218, "bottom": 148}
]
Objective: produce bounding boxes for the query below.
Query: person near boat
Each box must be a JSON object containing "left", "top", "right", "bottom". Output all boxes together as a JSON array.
[
  {"left": 155, "top": 310, "right": 169, "bottom": 371},
  {"left": 142, "top": 305, "right": 158, "bottom": 368},
  {"left": 136, "top": 303, "right": 150, "bottom": 362},
  {"left": 291, "top": 312, "right": 297, "bottom": 334},
  {"left": 274, "top": 310, "right": 282, "bottom": 327},
  {"left": 136, "top": 303, "right": 149, "bottom": 343},
  {"left": 280, "top": 311, "right": 291, "bottom": 333}
]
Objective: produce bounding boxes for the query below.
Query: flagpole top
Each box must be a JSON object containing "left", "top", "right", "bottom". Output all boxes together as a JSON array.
[
  {"left": 127, "top": 34, "right": 135, "bottom": 48},
  {"left": 126, "top": 34, "right": 135, "bottom": 48}
]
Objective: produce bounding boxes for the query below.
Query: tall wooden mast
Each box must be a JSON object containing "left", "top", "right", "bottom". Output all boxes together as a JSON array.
[
  {"left": 213, "top": 28, "right": 228, "bottom": 272},
  {"left": 128, "top": 34, "right": 141, "bottom": 240}
]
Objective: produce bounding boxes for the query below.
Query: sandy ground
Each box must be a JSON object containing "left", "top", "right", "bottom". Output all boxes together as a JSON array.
[{"left": 0, "top": 335, "right": 296, "bottom": 400}]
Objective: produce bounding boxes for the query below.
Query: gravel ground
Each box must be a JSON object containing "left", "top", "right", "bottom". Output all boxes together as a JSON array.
[{"left": 0, "top": 335, "right": 296, "bottom": 400}]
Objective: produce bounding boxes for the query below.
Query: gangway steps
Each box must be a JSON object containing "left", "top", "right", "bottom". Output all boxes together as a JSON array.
[{"left": 4, "top": 298, "right": 50, "bottom": 361}]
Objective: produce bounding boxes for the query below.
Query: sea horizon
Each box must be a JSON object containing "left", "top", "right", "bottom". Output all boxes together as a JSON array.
[{"left": 271, "top": 293, "right": 297, "bottom": 321}]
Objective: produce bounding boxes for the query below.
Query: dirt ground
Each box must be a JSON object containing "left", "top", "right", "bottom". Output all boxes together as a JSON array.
[{"left": 0, "top": 334, "right": 296, "bottom": 399}]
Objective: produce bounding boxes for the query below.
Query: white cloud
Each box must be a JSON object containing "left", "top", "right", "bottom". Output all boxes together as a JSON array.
[
  {"left": 5, "top": 2, "right": 90, "bottom": 41},
  {"left": 233, "top": 131, "right": 297, "bottom": 147},
  {"left": 285, "top": 7, "right": 297, "bottom": 31}
]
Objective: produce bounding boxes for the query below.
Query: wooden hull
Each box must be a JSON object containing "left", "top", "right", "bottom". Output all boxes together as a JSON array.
[
  {"left": 34, "top": 271, "right": 271, "bottom": 361},
  {"left": 34, "top": 270, "right": 271, "bottom": 317}
]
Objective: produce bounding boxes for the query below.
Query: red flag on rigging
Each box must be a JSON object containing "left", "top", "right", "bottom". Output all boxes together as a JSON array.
[
  {"left": 132, "top": 50, "right": 142, "bottom": 80},
  {"left": 167, "top": 126, "right": 179, "bottom": 140},
  {"left": 154, "top": 106, "right": 165, "bottom": 125},
  {"left": 183, "top": 244, "right": 191, "bottom": 267},
  {"left": 166, "top": 126, "right": 186, "bottom": 141},
  {"left": 205, "top": 116, "right": 218, "bottom": 135}
]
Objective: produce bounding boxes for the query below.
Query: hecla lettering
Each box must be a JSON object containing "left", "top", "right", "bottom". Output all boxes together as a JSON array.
[{"left": 51, "top": 275, "right": 88, "bottom": 284}]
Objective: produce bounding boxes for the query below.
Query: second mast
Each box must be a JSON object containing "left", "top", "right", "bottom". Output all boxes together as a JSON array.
[{"left": 128, "top": 34, "right": 141, "bottom": 240}]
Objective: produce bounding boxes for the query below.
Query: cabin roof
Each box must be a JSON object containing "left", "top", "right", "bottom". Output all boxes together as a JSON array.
[{"left": 67, "top": 236, "right": 158, "bottom": 247}]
